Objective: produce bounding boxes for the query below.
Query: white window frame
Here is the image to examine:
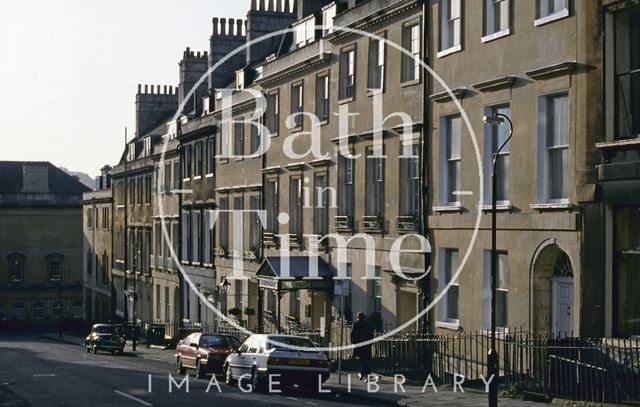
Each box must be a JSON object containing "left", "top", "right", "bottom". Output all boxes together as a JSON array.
[
  {"left": 438, "top": 0, "right": 462, "bottom": 57},
  {"left": 483, "top": 104, "right": 511, "bottom": 206},
  {"left": 366, "top": 148, "right": 385, "bottom": 217},
  {"left": 438, "top": 115, "right": 462, "bottom": 207},
  {"left": 536, "top": 93, "right": 570, "bottom": 205},
  {"left": 482, "top": 250, "right": 509, "bottom": 331},
  {"left": 368, "top": 37, "right": 386, "bottom": 91},
  {"left": 401, "top": 143, "right": 421, "bottom": 215},
  {"left": 340, "top": 48, "right": 356, "bottom": 101},
  {"left": 535, "top": 0, "right": 569, "bottom": 26},
  {"left": 402, "top": 23, "right": 421, "bottom": 82},
  {"left": 291, "top": 83, "right": 304, "bottom": 129},
  {"left": 437, "top": 248, "right": 460, "bottom": 328},
  {"left": 482, "top": 0, "right": 510, "bottom": 43},
  {"left": 339, "top": 155, "right": 355, "bottom": 217}
]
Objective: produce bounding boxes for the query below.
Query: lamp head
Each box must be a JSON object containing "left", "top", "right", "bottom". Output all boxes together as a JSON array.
[{"left": 483, "top": 114, "right": 505, "bottom": 126}]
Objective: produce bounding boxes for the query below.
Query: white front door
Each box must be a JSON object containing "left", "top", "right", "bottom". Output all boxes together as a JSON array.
[{"left": 552, "top": 277, "right": 574, "bottom": 337}]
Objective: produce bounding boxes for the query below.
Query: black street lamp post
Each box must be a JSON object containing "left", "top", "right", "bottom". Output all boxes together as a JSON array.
[
  {"left": 132, "top": 244, "right": 139, "bottom": 352},
  {"left": 483, "top": 112, "right": 514, "bottom": 407}
]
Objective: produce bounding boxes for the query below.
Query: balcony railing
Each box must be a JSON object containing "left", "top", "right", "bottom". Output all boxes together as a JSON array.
[
  {"left": 395, "top": 216, "right": 419, "bottom": 233},
  {"left": 287, "top": 234, "right": 302, "bottom": 249},
  {"left": 362, "top": 216, "right": 384, "bottom": 232},
  {"left": 334, "top": 215, "right": 354, "bottom": 232},
  {"left": 263, "top": 232, "right": 278, "bottom": 248}
]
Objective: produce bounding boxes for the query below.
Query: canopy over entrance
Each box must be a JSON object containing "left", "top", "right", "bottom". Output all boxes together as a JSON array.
[
  {"left": 256, "top": 256, "right": 335, "bottom": 291},
  {"left": 256, "top": 257, "right": 335, "bottom": 337}
]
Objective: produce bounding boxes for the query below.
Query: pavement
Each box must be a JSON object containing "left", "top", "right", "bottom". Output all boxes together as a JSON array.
[{"left": 21, "top": 332, "right": 551, "bottom": 407}]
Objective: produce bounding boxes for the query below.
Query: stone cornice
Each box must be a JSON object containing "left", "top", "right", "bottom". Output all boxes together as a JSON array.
[
  {"left": 430, "top": 87, "right": 468, "bottom": 103},
  {"left": 472, "top": 76, "right": 516, "bottom": 93},
  {"left": 526, "top": 62, "right": 577, "bottom": 80},
  {"left": 256, "top": 53, "right": 332, "bottom": 88}
]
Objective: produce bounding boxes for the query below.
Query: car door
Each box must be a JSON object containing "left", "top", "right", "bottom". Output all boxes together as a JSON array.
[
  {"left": 180, "top": 334, "right": 196, "bottom": 368},
  {"left": 231, "top": 337, "right": 254, "bottom": 378}
]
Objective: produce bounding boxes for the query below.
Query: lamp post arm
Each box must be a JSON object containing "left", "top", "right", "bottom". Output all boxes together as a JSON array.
[{"left": 491, "top": 113, "right": 514, "bottom": 174}]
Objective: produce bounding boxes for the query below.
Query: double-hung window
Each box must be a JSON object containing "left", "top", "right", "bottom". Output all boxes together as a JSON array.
[
  {"left": 314, "top": 174, "right": 329, "bottom": 236},
  {"left": 612, "top": 9, "right": 640, "bottom": 140},
  {"left": 368, "top": 266, "right": 382, "bottom": 313},
  {"left": 340, "top": 49, "right": 356, "bottom": 100},
  {"left": 439, "top": 0, "right": 462, "bottom": 53},
  {"left": 537, "top": 94, "right": 569, "bottom": 203},
  {"left": 316, "top": 75, "right": 330, "bottom": 122},
  {"left": 440, "top": 115, "right": 462, "bottom": 206},
  {"left": 484, "top": 251, "right": 509, "bottom": 330},
  {"left": 439, "top": 249, "right": 460, "bottom": 324},
  {"left": 195, "top": 142, "right": 203, "bottom": 178},
  {"left": 219, "top": 199, "right": 229, "bottom": 250},
  {"left": 401, "top": 143, "right": 421, "bottom": 216},
  {"left": 206, "top": 138, "right": 215, "bottom": 176},
  {"left": 289, "top": 177, "right": 303, "bottom": 236},
  {"left": 264, "top": 180, "right": 279, "bottom": 233},
  {"left": 291, "top": 83, "right": 304, "bottom": 129},
  {"left": 366, "top": 148, "right": 384, "bottom": 217},
  {"left": 402, "top": 24, "right": 421, "bottom": 82},
  {"left": 234, "top": 122, "right": 245, "bottom": 157},
  {"left": 536, "top": 0, "right": 568, "bottom": 23},
  {"left": 266, "top": 93, "right": 279, "bottom": 136},
  {"left": 183, "top": 145, "right": 192, "bottom": 180},
  {"left": 339, "top": 155, "right": 355, "bottom": 217},
  {"left": 484, "top": 105, "right": 511, "bottom": 204},
  {"left": 249, "top": 196, "right": 261, "bottom": 252},
  {"left": 192, "top": 211, "right": 201, "bottom": 264},
  {"left": 368, "top": 38, "right": 385, "bottom": 91},
  {"left": 483, "top": 0, "right": 509, "bottom": 39}
]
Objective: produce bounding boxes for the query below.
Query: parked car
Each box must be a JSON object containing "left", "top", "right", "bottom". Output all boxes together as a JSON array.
[
  {"left": 176, "top": 333, "right": 241, "bottom": 379},
  {"left": 223, "top": 334, "right": 330, "bottom": 392},
  {"left": 85, "top": 324, "right": 126, "bottom": 354}
]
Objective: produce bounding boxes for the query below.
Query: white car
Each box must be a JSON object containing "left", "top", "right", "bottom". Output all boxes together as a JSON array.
[{"left": 223, "top": 334, "right": 330, "bottom": 392}]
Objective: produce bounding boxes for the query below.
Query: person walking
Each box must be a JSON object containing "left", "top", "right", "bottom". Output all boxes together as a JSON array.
[{"left": 351, "top": 312, "right": 374, "bottom": 380}]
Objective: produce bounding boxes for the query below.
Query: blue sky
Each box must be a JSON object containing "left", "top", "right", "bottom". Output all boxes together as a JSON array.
[{"left": 0, "top": 0, "right": 250, "bottom": 176}]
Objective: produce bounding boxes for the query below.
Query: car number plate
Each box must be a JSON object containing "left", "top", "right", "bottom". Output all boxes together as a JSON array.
[{"left": 289, "top": 359, "right": 310, "bottom": 366}]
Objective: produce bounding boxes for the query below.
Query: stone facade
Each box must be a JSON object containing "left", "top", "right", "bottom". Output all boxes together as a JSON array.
[
  {"left": 0, "top": 162, "right": 89, "bottom": 326},
  {"left": 82, "top": 166, "right": 113, "bottom": 324}
]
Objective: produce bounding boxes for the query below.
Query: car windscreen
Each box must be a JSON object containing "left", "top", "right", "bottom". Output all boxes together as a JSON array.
[
  {"left": 95, "top": 326, "right": 114, "bottom": 334},
  {"left": 266, "top": 336, "right": 316, "bottom": 351},
  {"left": 201, "top": 336, "right": 236, "bottom": 348}
]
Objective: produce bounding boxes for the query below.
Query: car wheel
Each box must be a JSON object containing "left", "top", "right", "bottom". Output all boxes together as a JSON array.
[
  {"left": 224, "top": 364, "right": 234, "bottom": 386},
  {"left": 176, "top": 357, "right": 186, "bottom": 375},
  {"left": 196, "top": 359, "right": 206, "bottom": 379},
  {"left": 251, "top": 368, "right": 264, "bottom": 393}
]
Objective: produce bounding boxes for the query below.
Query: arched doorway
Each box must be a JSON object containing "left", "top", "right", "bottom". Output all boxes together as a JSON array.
[{"left": 532, "top": 244, "right": 574, "bottom": 336}]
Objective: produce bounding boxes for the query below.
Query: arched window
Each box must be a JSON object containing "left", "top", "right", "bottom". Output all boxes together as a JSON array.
[
  {"left": 52, "top": 301, "right": 63, "bottom": 319},
  {"left": 6, "top": 253, "right": 26, "bottom": 282},
  {"left": 12, "top": 303, "right": 25, "bottom": 320},
  {"left": 32, "top": 302, "right": 45, "bottom": 320},
  {"left": 553, "top": 252, "right": 574, "bottom": 278},
  {"left": 46, "top": 253, "right": 64, "bottom": 281},
  {"left": 71, "top": 301, "right": 83, "bottom": 319}
]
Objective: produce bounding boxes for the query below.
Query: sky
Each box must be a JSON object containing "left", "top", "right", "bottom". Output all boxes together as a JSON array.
[{"left": 0, "top": 0, "right": 251, "bottom": 177}]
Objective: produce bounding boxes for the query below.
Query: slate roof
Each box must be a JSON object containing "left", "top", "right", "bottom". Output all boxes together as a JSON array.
[{"left": 0, "top": 161, "right": 91, "bottom": 195}]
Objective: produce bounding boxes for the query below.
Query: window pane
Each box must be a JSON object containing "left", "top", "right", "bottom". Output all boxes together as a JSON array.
[
  {"left": 447, "top": 285, "right": 459, "bottom": 320},
  {"left": 496, "top": 290, "right": 508, "bottom": 328}
]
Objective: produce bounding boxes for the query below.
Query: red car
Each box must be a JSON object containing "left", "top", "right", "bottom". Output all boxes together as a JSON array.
[{"left": 176, "top": 333, "right": 241, "bottom": 378}]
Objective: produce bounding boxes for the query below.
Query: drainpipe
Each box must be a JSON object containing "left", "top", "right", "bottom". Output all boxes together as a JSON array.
[
  {"left": 177, "top": 123, "right": 185, "bottom": 331},
  {"left": 419, "top": 0, "right": 431, "bottom": 335}
]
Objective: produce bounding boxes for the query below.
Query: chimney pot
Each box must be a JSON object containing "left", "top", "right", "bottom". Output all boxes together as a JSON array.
[
  {"left": 276, "top": 0, "right": 282, "bottom": 12},
  {"left": 138, "top": 84, "right": 142, "bottom": 93},
  {"left": 220, "top": 18, "right": 227, "bottom": 35},
  {"left": 285, "top": 0, "right": 291, "bottom": 13},
  {"left": 212, "top": 17, "right": 219, "bottom": 35},
  {"left": 251, "top": 0, "right": 257, "bottom": 10},
  {"left": 145, "top": 84, "right": 148, "bottom": 93},
  {"left": 259, "top": 0, "right": 265, "bottom": 10},
  {"left": 236, "top": 19, "right": 243, "bottom": 36},
  {"left": 268, "top": 0, "right": 274, "bottom": 11}
]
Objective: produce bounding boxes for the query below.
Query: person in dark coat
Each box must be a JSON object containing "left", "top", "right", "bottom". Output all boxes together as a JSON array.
[{"left": 351, "top": 312, "right": 374, "bottom": 379}]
